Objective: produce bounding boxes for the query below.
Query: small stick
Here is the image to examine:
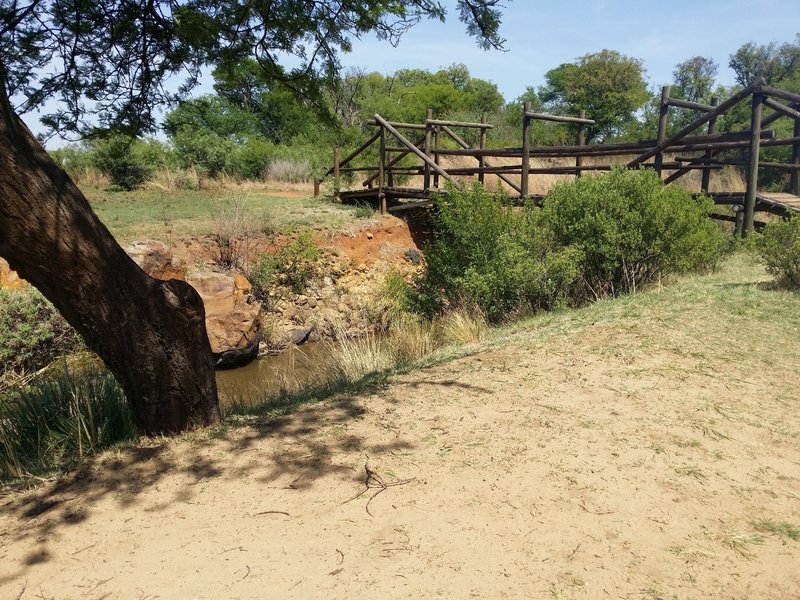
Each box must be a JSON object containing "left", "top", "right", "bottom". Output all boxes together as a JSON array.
[{"left": 252, "top": 510, "right": 290, "bottom": 517}]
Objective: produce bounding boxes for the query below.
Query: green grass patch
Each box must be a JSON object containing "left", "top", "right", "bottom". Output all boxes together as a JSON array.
[
  {"left": 0, "top": 369, "right": 137, "bottom": 481},
  {"left": 84, "top": 186, "right": 360, "bottom": 242}
]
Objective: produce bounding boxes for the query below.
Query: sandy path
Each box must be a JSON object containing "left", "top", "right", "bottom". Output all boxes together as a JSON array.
[{"left": 2, "top": 272, "right": 800, "bottom": 599}]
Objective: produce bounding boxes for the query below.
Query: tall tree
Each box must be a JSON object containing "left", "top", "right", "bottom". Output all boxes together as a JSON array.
[
  {"left": 0, "top": 0, "right": 507, "bottom": 434},
  {"left": 539, "top": 50, "right": 649, "bottom": 142},
  {"left": 673, "top": 56, "right": 718, "bottom": 102},
  {"left": 729, "top": 36, "right": 800, "bottom": 86}
]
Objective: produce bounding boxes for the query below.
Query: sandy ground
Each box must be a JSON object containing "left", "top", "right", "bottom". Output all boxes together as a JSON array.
[{"left": 2, "top": 269, "right": 800, "bottom": 599}]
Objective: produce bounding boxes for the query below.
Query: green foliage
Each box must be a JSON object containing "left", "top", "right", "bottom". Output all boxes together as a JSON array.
[
  {"left": 411, "top": 184, "right": 581, "bottom": 321},
  {"left": 92, "top": 135, "right": 153, "bottom": 190},
  {"left": 541, "top": 169, "right": 725, "bottom": 298},
  {"left": 756, "top": 217, "right": 800, "bottom": 287},
  {"left": 0, "top": 288, "right": 82, "bottom": 377},
  {"left": 251, "top": 231, "right": 321, "bottom": 296},
  {"left": 672, "top": 56, "right": 719, "bottom": 103},
  {"left": 0, "top": 370, "right": 136, "bottom": 480},
  {"left": 729, "top": 36, "right": 800, "bottom": 86},
  {"left": 539, "top": 50, "right": 649, "bottom": 142}
]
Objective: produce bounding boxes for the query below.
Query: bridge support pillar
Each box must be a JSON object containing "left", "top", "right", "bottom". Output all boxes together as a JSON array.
[{"left": 743, "top": 93, "right": 764, "bottom": 237}]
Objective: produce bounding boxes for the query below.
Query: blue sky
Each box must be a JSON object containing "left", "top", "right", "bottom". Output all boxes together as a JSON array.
[
  {"left": 337, "top": 0, "right": 799, "bottom": 99},
  {"left": 32, "top": 0, "right": 799, "bottom": 145}
]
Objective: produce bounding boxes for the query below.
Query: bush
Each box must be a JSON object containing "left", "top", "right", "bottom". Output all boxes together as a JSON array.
[
  {"left": 0, "top": 370, "right": 136, "bottom": 480},
  {"left": 411, "top": 183, "right": 581, "bottom": 321},
  {"left": 756, "top": 216, "right": 800, "bottom": 287},
  {"left": 542, "top": 168, "right": 725, "bottom": 298},
  {"left": 0, "top": 288, "right": 82, "bottom": 378},
  {"left": 92, "top": 135, "right": 152, "bottom": 190},
  {"left": 251, "top": 231, "right": 321, "bottom": 296},
  {"left": 265, "top": 158, "right": 312, "bottom": 183}
]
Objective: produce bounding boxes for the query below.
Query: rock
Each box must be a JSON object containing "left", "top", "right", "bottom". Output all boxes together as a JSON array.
[
  {"left": 290, "top": 327, "right": 313, "bottom": 345},
  {"left": 307, "top": 297, "right": 318, "bottom": 309},
  {"left": 234, "top": 274, "right": 252, "bottom": 296},
  {"left": 366, "top": 232, "right": 374, "bottom": 240},
  {"left": 187, "top": 270, "right": 263, "bottom": 369},
  {"left": 295, "top": 295, "right": 308, "bottom": 307},
  {"left": 404, "top": 248, "right": 423, "bottom": 265},
  {"left": 0, "top": 258, "right": 27, "bottom": 290},
  {"left": 126, "top": 240, "right": 186, "bottom": 280}
]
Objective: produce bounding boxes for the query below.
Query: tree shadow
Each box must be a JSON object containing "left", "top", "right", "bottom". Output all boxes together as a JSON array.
[{"left": 0, "top": 383, "right": 416, "bottom": 585}]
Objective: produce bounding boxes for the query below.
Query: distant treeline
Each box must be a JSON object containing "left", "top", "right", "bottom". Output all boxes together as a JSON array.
[{"left": 50, "top": 35, "right": 800, "bottom": 190}]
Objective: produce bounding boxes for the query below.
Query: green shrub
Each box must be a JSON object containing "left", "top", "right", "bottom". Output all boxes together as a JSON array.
[
  {"left": 251, "top": 231, "right": 321, "bottom": 297},
  {"left": 411, "top": 184, "right": 581, "bottom": 321},
  {"left": 756, "top": 217, "right": 800, "bottom": 287},
  {"left": 92, "top": 135, "right": 152, "bottom": 190},
  {"left": 0, "top": 288, "right": 82, "bottom": 378},
  {"left": 0, "top": 369, "right": 136, "bottom": 480},
  {"left": 542, "top": 168, "right": 725, "bottom": 298}
]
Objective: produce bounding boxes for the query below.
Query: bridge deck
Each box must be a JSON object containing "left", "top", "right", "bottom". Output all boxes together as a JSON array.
[{"left": 756, "top": 192, "right": 800, "bottom": 214}]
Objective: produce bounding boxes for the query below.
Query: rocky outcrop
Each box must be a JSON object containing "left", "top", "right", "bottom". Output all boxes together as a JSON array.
[
  {"left": 0, "top": 258, "right": 27, "bottom": 290},
  {"left": 127, "top": 241, "right": 263, "bottom": 369},
  {"left": 126, "top": 240, "right": 187, "bottom": 281},
  {"left": 186, "top": 271, "right": 263, "bottom": 369}
]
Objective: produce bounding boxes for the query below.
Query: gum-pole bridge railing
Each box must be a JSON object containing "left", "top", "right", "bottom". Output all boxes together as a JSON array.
[{"left": 318, "top": 79, "right": 800, "bottom": 236}]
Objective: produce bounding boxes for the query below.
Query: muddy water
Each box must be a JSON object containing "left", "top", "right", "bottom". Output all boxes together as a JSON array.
[{"left": 215, "top": 342, "right": 334, "bottom": 406}]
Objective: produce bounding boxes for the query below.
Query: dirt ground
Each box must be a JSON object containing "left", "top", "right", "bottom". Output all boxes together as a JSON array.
[{"left": 2, "top": 263, "right": 800, "bottom": 599}]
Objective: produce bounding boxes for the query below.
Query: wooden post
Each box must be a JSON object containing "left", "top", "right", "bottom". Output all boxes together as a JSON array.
[
  {"left": 521, "top": 101, "right": 531, "bottom": 197},
  {"left": 313, "top": 179, "right": 320, "bottom": 197},
  {"left": 576, "top": 109, "right": 586, "bottom": 178},
  {"left": 333, "top": 146, "right": 341, "bottom": 202},
  {"left": 479, "top": 114, "right": 487, "bottom": 185},
  {"left": 387, "top": 150, "right": 394, "bottom": 188},
  {"left": 792, "top": 117, "right": 800, "bottom": 196},
  {"left": 743, "top": 93, "right": 764, "bottom": 237},
  {"left": 378, "top": 126, "right": 387, "bottom": 214},
  {"left": 424, "top": 108, "right": 433, "bottom": 191},
  {"left": 655, "top": 85, "right": 671, "bottom": 176},
  {"left": 734, "top": 205, "right": 744, "bottom": 237},
  {"left": 701, "top": 97, "right": 719, "bottom": 194},
  {"left": 433, "top": 126, "right": 440, "bottom": 189}
]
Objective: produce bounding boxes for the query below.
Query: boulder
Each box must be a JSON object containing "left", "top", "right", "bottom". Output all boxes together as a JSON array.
[
  {"left": 0, "top": 258, "right": 27, "bottom": 290},
  {"left": 186, "top": 270, "right": 263, "bottom": 369},
  {"left": 126, "top": 240, "right": 186, "bottom": 281}
]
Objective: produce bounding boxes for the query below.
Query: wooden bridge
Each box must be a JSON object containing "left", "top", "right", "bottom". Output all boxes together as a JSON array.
[{"left": 321, "top": 80, "right": 800, "bottom": 236}]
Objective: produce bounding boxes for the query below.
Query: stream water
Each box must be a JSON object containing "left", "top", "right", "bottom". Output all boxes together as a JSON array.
[{"left": 215, "top": 342, "right": 334, "bottom": 407}]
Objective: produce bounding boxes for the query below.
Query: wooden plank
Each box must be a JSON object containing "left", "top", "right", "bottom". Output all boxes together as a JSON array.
[
  {"left": 365, "top": 119, "right": 427, "bottom": 130},
  {"left": 627, "top": 80, "right": 761, "bottom": 168},
  {"left": 761, "top": 85, "right": 800, "bottom": 105},
  {"left": 325, "top": 131, "right": 380, "bottom": 175},
  {"left": 744, "top": 93, "right": 764, "bottom": 236},
  {"left": 655, "top": 85, "right": 671, "bottom": 175},
  {"left": 426, "top": 118, "right": 493, "bottom": 129},
  {"left": 701, "top": 97, "right": 719, "bottom": 193},
  {"left": 793, "top": 118, "right": 800, "bottom": 195},
  {"left": 373, "top": 114, "right": 458, "bottom": 187},
  {"left": 439, "top": 125, "right": 522, "bottom": 193},
  {"left": 362, "top": 132, "right": 426, "bottom": 186},
  {"left": 763, "top": 97, "right": 800, "bottom": 121},
  {"left": 576, "top": 109, "right": 586, "bottom": 177},
  {"left": 522, "top": 101, "right": 532, "bottom": 197},
  {"left": 524, "top": 112, "right": 595, "bottom": 125},
  {"left": 667, "top": 97, "right": 715, "bottom": 112}
]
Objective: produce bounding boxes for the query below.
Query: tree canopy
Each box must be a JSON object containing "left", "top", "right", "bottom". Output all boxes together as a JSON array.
[
  {"left": 538, "top": 50, "right": 649, "bottom": 142},
  {"left": 1, "top": 0, "right": 507, "bottom": 136}
]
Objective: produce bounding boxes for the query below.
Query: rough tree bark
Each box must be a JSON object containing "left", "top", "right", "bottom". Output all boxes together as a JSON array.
[{"left": 0, "top": 84, "right": 221, "bottom": 434}]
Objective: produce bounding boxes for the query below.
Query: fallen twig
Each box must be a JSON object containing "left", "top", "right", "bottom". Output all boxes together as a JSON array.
[
  {"left": 343, "top": 461, "right": 415, "bottom": 517},
  {"left": 252, "top": 510, "right": 290, "bottom": 517}
]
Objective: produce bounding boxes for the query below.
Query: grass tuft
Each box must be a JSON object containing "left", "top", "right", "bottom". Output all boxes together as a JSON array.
[{"left": 0, "top": 368, "right": 136, "bottom": 481}]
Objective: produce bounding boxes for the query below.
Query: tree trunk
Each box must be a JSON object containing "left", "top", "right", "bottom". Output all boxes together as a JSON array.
[{"left": 0, "top": 87, "right": 220, "bottom": 435}]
